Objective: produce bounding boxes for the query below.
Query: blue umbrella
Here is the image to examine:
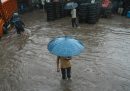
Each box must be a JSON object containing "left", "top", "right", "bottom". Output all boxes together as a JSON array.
[
  {"left": 48, "top": 36, "right": 85, "bottom": 57},
  {"left": 64, "top": 2, "right": 78, "bottom": 10}
]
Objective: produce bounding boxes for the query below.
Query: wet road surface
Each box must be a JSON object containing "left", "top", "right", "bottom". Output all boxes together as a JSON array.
[{"left": 0, "top": 10, "right": 130, "bottom": 91}]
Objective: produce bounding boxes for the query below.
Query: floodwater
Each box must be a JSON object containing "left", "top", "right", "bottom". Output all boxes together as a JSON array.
[{"left": 0, "top": 10, "right": 130, "bottom": 91}]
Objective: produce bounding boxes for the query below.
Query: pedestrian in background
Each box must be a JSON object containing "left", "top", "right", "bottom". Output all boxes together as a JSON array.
[
  {"left": 57, "top": 56, "right": 72, "bottom": 80},
  {"left": 111, "top": 0, "right": 122, "bottom": 14},
  {"left": 11, "top": 13, "right": 25, "bottom": 35},
  {"left": 122, "top": 0, "right": 130, "bottom": 16},
  {"left": 71, "top": 8, "right": 78, "bottom": 28},
  {"left": 101, "top": 0, "right": 111, "bottom": 17}
]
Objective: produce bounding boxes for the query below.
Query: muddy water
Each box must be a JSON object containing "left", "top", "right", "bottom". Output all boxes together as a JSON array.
[{"left": 0, "top": 10, "right": 130, "bottom": 91}]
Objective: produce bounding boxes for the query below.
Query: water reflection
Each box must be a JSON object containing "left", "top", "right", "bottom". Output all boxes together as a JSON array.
[{"left": 60, "top": 80, "right": 72, "bottom": 91}]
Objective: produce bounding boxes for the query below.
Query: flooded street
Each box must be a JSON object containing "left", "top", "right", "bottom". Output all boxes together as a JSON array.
[{"left": 0, "top": 10, "right": 130, "bottom": 91}]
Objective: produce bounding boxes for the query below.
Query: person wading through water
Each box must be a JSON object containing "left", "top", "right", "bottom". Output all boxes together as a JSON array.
[
  {"left": 11, "top": 13, "right": 25, "bottom": 36},
  {"left": 57, "top": 56, "right": 72, "bottom": 80},
  {"left": 71, "top": 8, "right": 78, "bottom": 28}
]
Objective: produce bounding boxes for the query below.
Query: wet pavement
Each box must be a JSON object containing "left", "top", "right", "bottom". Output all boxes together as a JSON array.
[{"left": 0, "top": 10, "right": 130, "bottom": 91}]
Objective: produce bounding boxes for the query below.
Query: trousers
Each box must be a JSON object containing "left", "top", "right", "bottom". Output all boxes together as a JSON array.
[
  {"left": 61, "top": 67, "right": 71, "bottom": 79},
  {"left": 72, "top": 18, "right": 78, "bottom": 27}
]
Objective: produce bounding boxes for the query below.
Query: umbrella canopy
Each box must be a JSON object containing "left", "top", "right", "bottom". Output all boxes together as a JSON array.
[
  {"left": 48, "top": 36, "right": 85, "bottom": 57},
  {"left": 64, "top": 2, "right": 78, "bottom": 10}
]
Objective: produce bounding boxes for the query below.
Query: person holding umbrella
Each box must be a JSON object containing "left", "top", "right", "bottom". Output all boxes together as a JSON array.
[
  {"left": 64, "top": 2, "right": 78, "bottom": 28},
  {"left": 57, "top": 56, "right": 72, "bottom": 80},
  {"left": 48, "top": 36, "right": 85, "bottom": 80},
  {"left": 71, "top": 8, "right": 78, "bottom": 28}
]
